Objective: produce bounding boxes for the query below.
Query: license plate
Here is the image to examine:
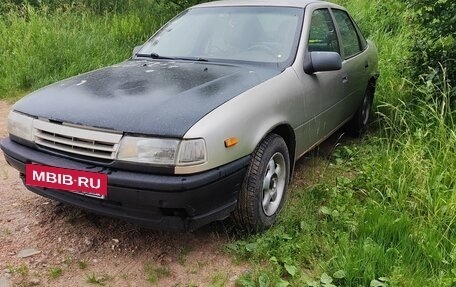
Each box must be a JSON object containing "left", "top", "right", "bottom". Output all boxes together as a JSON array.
[{"left": 25, "top": 164, "right": 108, "bottom": 199}]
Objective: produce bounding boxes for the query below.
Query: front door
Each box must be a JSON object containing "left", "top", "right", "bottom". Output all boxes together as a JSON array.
[{"left": 297, "top": 8, "right": 345, "bottom": 155}]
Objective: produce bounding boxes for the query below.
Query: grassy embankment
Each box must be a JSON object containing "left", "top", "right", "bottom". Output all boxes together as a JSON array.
[{"left": 0, "top": 1, "right": 454, "bottom": 286}]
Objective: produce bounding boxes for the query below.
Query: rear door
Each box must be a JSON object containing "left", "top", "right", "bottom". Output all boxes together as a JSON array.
[{"left": 331, "top": 9, "right": 370, "bottom": 118}]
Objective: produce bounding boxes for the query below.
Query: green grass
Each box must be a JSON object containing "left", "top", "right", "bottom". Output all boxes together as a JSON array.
[
  {"left": 178, "top": 246, "right": 190, "bottom": 265},
  {"left": 209, "top": 272, "right": 229, "bottom": 287},
  {"left": 86, "top": 273, "right": 111, "bottom": 285},
  {"left": 0, "top": 2, "right": 170, "bottom": 99},
  {"left": 78, "top": 260, "right": 88, "bottom": 270},
  {"left": 47, "top": 267, "right": 63, "bottom": 279},
  {"left": 7, "top": 264, "right": 29, "bottom": 276},
  {"left": 144, "top": 262, "right": 171, "bottom": 284}
]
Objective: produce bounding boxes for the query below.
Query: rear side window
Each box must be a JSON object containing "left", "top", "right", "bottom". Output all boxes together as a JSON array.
[
  {"left": 332, "top": 9, "right": 362, "bottom": 59},
  {"left": 308, "top": 9, "right": 339, "bottom": 54}
]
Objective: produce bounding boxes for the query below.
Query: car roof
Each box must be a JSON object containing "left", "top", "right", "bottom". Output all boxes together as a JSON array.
[{"left": 194, "top": 0, "right": 333, "bottom": 9}]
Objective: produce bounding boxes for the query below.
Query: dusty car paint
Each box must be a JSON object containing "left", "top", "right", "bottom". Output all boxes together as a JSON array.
[
  {"left": 180, "top": 2, "right": 379, "bottom": 174},
  {"left": 14, "top": 61, "right": 280, "bottom": 137}
]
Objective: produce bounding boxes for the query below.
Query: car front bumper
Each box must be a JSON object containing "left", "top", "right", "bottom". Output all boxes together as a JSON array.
[{"left": 0, "top": 138, "right": 249, "bottom": 231}]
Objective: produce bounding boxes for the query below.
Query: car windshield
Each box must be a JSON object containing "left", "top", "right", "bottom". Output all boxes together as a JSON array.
[{"left": 137, "top": 6, "right": 304, "bottom": 66}]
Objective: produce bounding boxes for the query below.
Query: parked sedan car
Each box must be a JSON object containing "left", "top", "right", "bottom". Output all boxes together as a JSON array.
[{"left": 1, "top": 0, "right": 378, "bottom": 231}]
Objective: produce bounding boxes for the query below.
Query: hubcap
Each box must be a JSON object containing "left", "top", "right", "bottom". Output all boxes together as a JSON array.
[{"left": 262, "top": 152, "right": 286, "bottom": 216}]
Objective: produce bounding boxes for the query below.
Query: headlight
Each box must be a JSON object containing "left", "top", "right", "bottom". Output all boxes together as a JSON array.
[
  {"left": 7, "top": 111, "right": 34, "bottom": 141},
  {"left": 117, "top": 137, "right": 179, "bottom": 165},
  {"left": 117, "top": 137, "right": 207, "bottom": 166}
]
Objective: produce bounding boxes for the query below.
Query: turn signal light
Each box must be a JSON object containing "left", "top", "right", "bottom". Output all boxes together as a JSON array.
[{"left": 224, "top": 137, "right": 239, "bottom": 148}]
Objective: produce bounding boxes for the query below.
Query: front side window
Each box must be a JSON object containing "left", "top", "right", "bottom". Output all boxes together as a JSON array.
[
  {"left": 308, "top": 9, "right": 340, "bottom": 54},
  {"left": 138, "top": 7, "right": 304, "bottom": 66},
  {"left": 332, "top": 9, "right": 362, "bottom": 59}
]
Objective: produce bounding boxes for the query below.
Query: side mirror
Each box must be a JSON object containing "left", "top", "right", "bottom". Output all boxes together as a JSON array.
[
  {"left": 132, "top": 45, "right": 143, "bottom": 58},
  {"left": 304, "top": 51, "right": 342, "bottom": 74}
]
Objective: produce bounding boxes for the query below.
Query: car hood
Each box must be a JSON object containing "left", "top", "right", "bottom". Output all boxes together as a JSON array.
[{"left": 13, "top": 60, "right": 280, "bottom": 137}]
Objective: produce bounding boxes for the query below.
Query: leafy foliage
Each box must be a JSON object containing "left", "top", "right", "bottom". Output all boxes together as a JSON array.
[{"left": 405, "top": 0, "right": 456, "bottom": 89}]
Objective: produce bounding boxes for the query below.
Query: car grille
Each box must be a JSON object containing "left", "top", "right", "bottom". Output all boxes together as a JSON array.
[{"left": 33, "top": 120, "right": 122, "bottom": 160}]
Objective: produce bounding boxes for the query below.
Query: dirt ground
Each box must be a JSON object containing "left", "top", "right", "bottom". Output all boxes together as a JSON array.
[{"left": 0, "top": 101, "right": 247, "bottom": 287}]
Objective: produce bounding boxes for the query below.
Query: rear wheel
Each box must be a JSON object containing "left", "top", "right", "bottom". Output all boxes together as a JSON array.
[
  {"left": 233, "top": 133, "right": 290, "bottom": 232},
  {"left": 346, "top": 82, "right": 375, "bottom": 136}
]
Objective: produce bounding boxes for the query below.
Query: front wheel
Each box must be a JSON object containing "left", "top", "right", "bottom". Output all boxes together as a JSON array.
[{"left": 233, "top": 133, "right": 290, "bottom": 232}]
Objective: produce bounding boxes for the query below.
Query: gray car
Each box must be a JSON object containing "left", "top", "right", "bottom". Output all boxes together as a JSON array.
[{"left": 1, "top": 0, "right": 378, "bottom": 231}]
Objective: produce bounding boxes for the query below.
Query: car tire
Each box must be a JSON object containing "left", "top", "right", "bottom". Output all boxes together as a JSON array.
[
  {"left": 233, "top": 133, "right": 290, "bottom": 232},
  {"left": 346, "top": 81, "right": 375, "bottom": 136}
]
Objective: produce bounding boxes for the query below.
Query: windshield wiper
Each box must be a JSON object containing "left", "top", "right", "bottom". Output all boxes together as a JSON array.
[
  {"left": 135, "top": 53, "right": 176, "bottom": 60},
  {"left": 175, "top": 57, "right": 209, "bottom": 62},
  {"left": 136, "top": 53, "right": 209, "bottom": 62}
]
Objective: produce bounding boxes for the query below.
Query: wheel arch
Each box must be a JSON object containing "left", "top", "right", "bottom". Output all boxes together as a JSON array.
[
  {"left": 367, "top": 76, "right": 377, "bottom": 104},
  {"left": 369, "top": 76, "right": 378, "bottom": 90},
  {"left": 263, "top": 123, "right": 297, "bottom": 182}
]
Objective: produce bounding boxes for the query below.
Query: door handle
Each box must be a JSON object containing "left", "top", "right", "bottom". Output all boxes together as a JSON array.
[
  {"left": 364, "top": 61, "right": 369, "bottom": 68},
  {"left": 342, "top": 74, "right": 349, "bottom": 84}
]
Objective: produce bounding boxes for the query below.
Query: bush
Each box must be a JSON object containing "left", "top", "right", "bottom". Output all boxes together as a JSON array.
[{"left": 406, "top": 0, "right": 456, "bottom": 92}]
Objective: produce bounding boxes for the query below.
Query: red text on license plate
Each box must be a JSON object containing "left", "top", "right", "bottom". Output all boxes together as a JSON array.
[{"left": 25, "top": 164, "right": 108, "bottom": 198}]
